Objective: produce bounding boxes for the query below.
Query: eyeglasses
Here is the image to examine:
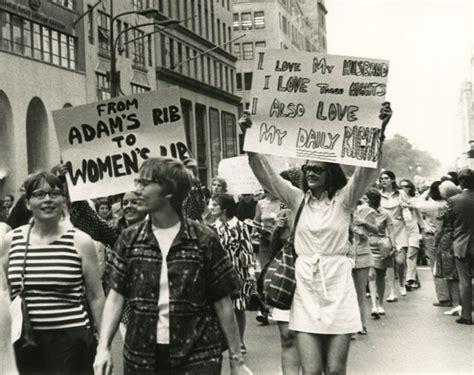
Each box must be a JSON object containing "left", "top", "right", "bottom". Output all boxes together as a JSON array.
[
  {"left": 302, "top": 164, "right": 327, "bottom": 175},
  {"left": 30, "top": 189, "right": 63, "bottom": 199},
  {"left": 134, "top": 178, "right": 161, "bottom": 188}
]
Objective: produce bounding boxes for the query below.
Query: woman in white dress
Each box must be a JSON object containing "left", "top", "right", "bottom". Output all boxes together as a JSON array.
[{"left": 241, "top": 104, "right": 392, "bottom": 374}]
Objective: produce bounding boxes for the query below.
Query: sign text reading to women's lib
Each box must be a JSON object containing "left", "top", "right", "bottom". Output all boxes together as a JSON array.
[
  {"left": 243, "top": 50, "right": 389, "bottom": 168},
  {"left": 52, "top": 87, "right": 189, "bottom": 202}
]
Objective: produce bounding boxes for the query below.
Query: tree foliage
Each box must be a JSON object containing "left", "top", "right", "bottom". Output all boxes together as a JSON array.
[{"left": 381, "top": 134, "right": 441, "bottom": 181}]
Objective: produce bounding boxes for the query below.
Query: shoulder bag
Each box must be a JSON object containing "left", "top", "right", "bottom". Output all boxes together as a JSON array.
[{"left": 264, "top": 198, "right": 305, "bottom": 310}]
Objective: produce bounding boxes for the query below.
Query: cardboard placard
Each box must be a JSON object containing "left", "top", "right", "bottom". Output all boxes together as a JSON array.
[
  {"left": 244, "top": 50, "right": 389, "bottom": 168},
  {"left": 53, "top": 88, "right": 188, "bottom": 201}
]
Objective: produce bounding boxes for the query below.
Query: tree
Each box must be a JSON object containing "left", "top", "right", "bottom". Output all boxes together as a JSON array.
[{"left": 381, "top": 134, "right": 441, "bottom": 181}]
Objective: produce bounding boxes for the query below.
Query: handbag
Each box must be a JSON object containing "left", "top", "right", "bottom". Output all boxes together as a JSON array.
[
  {"left": 243, "top": 280, "right": 266, "bottom": 312},
  {"left": 264, "top": 198, "right": 305, "bottom": 310},
  {"left": 13, "top": 224, "right": 38, "bottom": 350}
]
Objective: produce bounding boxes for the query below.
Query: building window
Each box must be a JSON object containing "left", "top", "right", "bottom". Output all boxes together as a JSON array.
[
  {"left": 242, "top": 42, "right": 253, "bottom": 60},
  {"left": 281, "top": 15, "right": 288, "bottom": 34},
  {"left": 177, "top": 42, "right": 183, "bottom": 73},
  {"left": 209, "top": 107, "right": 221, "bottom": 176},
  {"left": 216, "top": 18, "right": 220, "bottom": 44},
  {"left": 254, "top": 11, "right": 265, "bottom": 29},
  {"left": 42, "top": 26, "right": 51, "bottom": 62},
  {"left": 169, "top": 37, "right": 175, "bottom": 67},
  {"left": 244, "top": 72, "right": 252, "bottom": 90},
  {"left": 233, "top": 13, "right": 239, "bottom": 31},
  {"left": 96, "top": 72, "right": 111, "bottom": 100},
  {"left": 23, "top": 19, "right": 32, "bottom": 56},
  {"left": 147, "top": 34, "right": 153, "bottom": 66},
  {"left": 60, "top": 33, "right": 68, "bottom": 67},
  {"left": 51, "top": 30, "right": 59, "bottom": 64},
  {"left": 87, "top": 5, "right": 94, "bottom": 44},
  {"left": 131, "top": 83, "right": 150, "bottom": 93},
  {"left": 236, "top": 72, "right": 242, "bottom": 91},
  {"left": 180, "top": 99, "right": 194, "bottom": 155},
  {"left": 98, "top": 10, "right": 110, "bottom": 56},
  {"left": 221, "top": 112, "right": 237, "bottom": 158},
  {"left": 233, "top": 43, "right": 240, "bottom": 60},
  {"left": 195, "top": 104, "right": 208, "bottom": 185},
  {"left": 51, "top": 0, "right": 75, "bottom": 10},
  {"left": 255, "top": 41, "right": 266, "bottom": 49},
  {"left": 241, "top": 12, "right": 252, "bottom": 30}
]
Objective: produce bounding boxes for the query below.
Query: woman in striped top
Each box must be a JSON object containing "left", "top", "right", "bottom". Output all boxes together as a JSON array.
[{"left": 0, "top": 172, "right": 105, "bottom": 375}]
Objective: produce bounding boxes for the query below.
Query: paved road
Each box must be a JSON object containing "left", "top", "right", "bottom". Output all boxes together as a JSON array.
[{"left": 111, "top": 268, "right": 473, "bottom": 374}]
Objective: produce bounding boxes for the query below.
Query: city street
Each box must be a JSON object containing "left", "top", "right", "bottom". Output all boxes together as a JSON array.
[{"left": 110, "top": 267, "right": 473, "bottom": 374}]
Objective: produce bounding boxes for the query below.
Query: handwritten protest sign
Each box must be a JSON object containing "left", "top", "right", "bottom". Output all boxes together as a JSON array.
[
  {"left": 244, "top": 49, "right": 389, "bottom": 168},
  {"left": 53, "top": 88, "right": 188, "bottom": 201}
]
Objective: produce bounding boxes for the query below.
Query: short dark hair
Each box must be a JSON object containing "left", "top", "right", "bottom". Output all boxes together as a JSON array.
[
  {"left": 379, "top": 170, "right": 399, "bottom": 191},
  {"left": 447, "top": 171, "right": 459, "bottom": 186},
  {"left": 212, "top": 193, "right": 237, "bottom": 218},
  {"left": 25, "top": 172, "right": 64, "bottom": 200},
  {"left": 139, "top": 157, "right": 192, "bottom": 215},
  {"left": 300, "top": 162, "right": 347, "bottom": 199},
  {"left": 95, "top": 198, "right": 111, "bottom": 212},
  {"left": 211, "top": 177, "right": 227, "bottom": 193},
  {"left": 428, "top": 181, "right": 442, "bottom": 201},
  {"left": 458, "top": 168, "right": 474, "bottom": 190},
  {"left": 365, "top": 187, "right": 382, "bottom": 209},
  {"left": 3, "top": 194, "right": 14, "bottom": 202},
  {"left": 399, "top": 179, "right": 416, "bottom": 197}
]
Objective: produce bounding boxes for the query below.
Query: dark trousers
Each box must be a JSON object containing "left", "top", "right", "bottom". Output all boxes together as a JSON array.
[
  {"left": 455, "top": 251, "right": 473, "bottom": 320},
  {"left": 154, "top": 345, "right": 222, "bottom": 375},
  {"left": 15, "top": 328, "right": 95, "bottom": 375}
]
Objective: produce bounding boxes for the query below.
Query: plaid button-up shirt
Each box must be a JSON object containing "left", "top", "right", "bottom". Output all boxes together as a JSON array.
[{"left": 105, "top": 216, "right": 241, "bottom": 374}]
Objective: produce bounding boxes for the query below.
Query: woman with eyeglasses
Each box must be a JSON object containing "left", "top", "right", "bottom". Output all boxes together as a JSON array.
[
  {"left": 398, "top": 179, "right": 425, "bottom": 290},
  {"left": 240, "top": 103, "right": 392, "bottom": 374},
  {"left": 378, "top": 170, "right": 410, "bottom": 302},
  {"left": 0, "top": 172, "right": 105, "bottom": 374}
]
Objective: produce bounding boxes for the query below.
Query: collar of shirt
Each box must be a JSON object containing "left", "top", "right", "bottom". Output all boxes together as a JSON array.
[
  {"left": 305, "top": 189, "right": 329, "bottom": 203},
  {"left": 136, "top": 216, "right": 198, "bottom": 249}
]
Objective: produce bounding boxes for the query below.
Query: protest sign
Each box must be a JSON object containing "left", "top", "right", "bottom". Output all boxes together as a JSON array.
[
  {"left": 243, "top": 49, "right": 389, "bottom": 168},
  {"left": 218, "top": 156, "right": 261, "bottom": 195},
  {"left": 53, "top": 87, "right": 188, "bottom": 201}
]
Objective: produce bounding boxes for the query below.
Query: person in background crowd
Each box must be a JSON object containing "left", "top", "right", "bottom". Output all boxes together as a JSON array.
[
  {"left": 379, "top": 170, "right": 409, "bottom": 302},
  {"left": 447, "top": 171, "right": 459, "bottom": 186},
  {"left": 236, "top": 194, "right": 258, "bottom": 222},
  {"left": 435, "top": 181, "right": 463, "bottom": 317},
  {"left": 182, "top": 158, "right": 208, "bottom": 221},
  {"left": 210, "top": 193, "right": 256, "bottom": 355},
  {"left": 94, "top": 157, "right": 251, "bottom": 374},
  {"left": 0, "top": 194, "right": 14, "bottom": 222},
  {"left": 95, "top": 198, "right": 113, "bottom": 222},
  {"left": 416, "top": 181, "right": 451, "bottom": 307},
  {"left": 267, "top": 167, "right": 302, "bottom": 375},
  {"left": 350, "top": 201, "right": 378, "bottom": 335},
  {"left": 7, "top": 176, "right": 35, "bottom": 229},
  {"left": 398, "top": 179, "right": 424, "bottom": 290},
  {"left": 203, "top": 177, "right": 228, "bottom": 225},
  {"left": 446, "top": 169, "right": 474, "bottom": 325},
  {"left": 253, "top": 189, "right": 281, "bottom": 325},
  {"left": 365, "top": 188, "right": 396, "bottom": 319},
  {"left": 0, "top": 267, "right": 18, "bottom": 375},
  {"left": 241, "top": 102, "right": 392, "bottom": 375},
  {"left": 1, "top": 172, "right": 105, "bottom": 374}
]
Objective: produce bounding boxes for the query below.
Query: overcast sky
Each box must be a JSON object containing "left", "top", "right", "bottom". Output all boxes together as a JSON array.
[{"left": 326, "top": 0, "right": 473, "bottom": 170}]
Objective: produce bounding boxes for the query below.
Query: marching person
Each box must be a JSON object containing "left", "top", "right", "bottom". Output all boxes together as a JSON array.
[
  {"left": 1, "top": 172, "right": 105, "bottom": 374},
  {"left": 240, "top": 103, "right": 392, "bottom": 374},
  {"left": 94, "top": 157, "right": 251, "bottom": 374}
]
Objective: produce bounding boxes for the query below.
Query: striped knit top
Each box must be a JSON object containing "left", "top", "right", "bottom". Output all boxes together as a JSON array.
[{"left": 7, "top": 227, "right": 90, "bottom": 330}]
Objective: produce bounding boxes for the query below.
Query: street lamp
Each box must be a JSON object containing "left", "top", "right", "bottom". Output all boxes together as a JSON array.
[{"left": 74, "top": 1, "right": 180, "bottom": 97}]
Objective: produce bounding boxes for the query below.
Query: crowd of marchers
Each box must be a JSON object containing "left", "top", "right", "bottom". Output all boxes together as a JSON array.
[{"left": 0, "top": 104, "right": 472, "bottom": 375}]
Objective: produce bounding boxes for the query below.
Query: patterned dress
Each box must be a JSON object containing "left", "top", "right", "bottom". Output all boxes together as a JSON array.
[{"left": 213, "top": 217, "right": 256, "bottom": 310}]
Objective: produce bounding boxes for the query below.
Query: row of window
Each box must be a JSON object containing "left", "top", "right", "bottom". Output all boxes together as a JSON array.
[
  {"left": 94, "top": 10, "right": 151, "bottom": 69},
  {"left": 160, "top": 35, "right": 235, "bottom": 94},
  {"left": 233, "top": 11, "right": 265, "bottom": 31},
  {"left": 233, "top": 41, "right": 266, "bottom": 61},
  {"left": 50, "top": 0, "right": 75, "bottom": 10},
  {"left": 0, "top": 11, "right": 77, "bottom": 70},
  {"left": 96, "top": 72, "right": 151, "bottom": 100},
  {"left": 157, "top": 0, "right": 232, "bottom": 52},
  {"left": 280, "top": 13, "right": 317, "bottom": 52},
  {"left": 236, "top": 72, "right": 252, "bottom": 91}
]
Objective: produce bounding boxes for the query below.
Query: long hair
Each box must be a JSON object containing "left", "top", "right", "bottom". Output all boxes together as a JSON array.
[
  {"left": 428, "top": 181, "right": 442, "bottom": 201},
  {"left": 300, "top": 162, "right": 347, "bottom": 200},
  {"left": 24, "top": 172, "right": 64, "bottom": 200},
  {"left": 379, "top": 170, "right": 398, "bottom": 191}
]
